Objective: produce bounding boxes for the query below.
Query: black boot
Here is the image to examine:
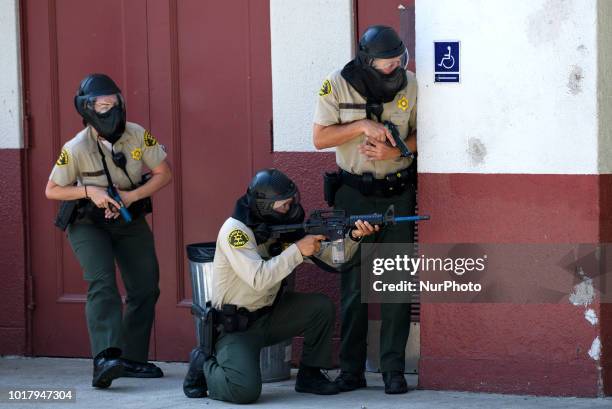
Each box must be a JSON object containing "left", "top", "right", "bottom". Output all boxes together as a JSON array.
[
  {"left": 382, "top": 371, "right": 408, "bottom": 394},
  {"left": 120, "top": 358, "right": 164, "bottom": 378},
  {"left": 183, "top": 347, "right": 208, "bottom": 398},
  {"left": 334, "top": 370, "right": 367, "bottom": 392},
  {"left": 295, "top": 364, "right": 339, "bottom": 395},
  {"left": 92, "top": 348, "right": 124, "bottom": 389}
]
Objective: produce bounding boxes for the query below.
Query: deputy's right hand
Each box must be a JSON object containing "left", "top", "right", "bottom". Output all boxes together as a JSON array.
[
  {"left": 359, "top": 119, "right": 396, "bottom": 146},
  {"left": 88, "top": 186, "right": 121, "bottom": 212},
  {"left": 296, "top": 234, "right": 327, "bottom": 256}
]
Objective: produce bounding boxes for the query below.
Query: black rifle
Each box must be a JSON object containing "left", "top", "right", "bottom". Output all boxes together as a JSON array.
[{"left": 269, "top": 205, "right": 429, "bottom": 241}]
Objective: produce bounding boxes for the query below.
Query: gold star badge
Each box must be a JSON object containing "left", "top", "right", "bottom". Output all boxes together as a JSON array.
[
  {"left": 397, "top": 95, "right": 409, "bottom": 111},
  {"left": 131, "top": 148, "right": 143, "bottom": 161}
]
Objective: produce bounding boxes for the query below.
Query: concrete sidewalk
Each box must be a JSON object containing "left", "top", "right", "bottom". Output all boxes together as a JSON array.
[{"left": 0, "top": 357, "right": 610, "bottom": 408}]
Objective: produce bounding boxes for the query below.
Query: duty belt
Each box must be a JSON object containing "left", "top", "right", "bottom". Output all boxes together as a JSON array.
[
  {"left": 75, "top": 197, "right": 151, "bottom": 225},
  {"left": 340, "top": 168, "right": 415, "bottom": 197},
  {"left": 218, "top": 281, "right": 286, "bottom": 333},
  {"left": 190, "top": 302, "right": 275, "bottom": 357},
  {"left": 218, "top": 304, "right": 274, "bottom": 333}
]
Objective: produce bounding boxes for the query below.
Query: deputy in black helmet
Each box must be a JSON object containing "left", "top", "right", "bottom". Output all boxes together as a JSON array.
[
  {"left": 245, "top": 168, "right": 304, "bottom": 226},
  {"left": 342, "top": 25, "right": 410, "bottom": 111},
  {"left": 182, "top": 168, "right": 378, "bottom": 403},
  {"left": 313, "top": 25, "right": 418, "bottom": 394},
  {"left": 45, "top": 73, "right": 172, "bottom": 388},
  {"left": 74, "top": 74, "right": 127, "bottom": 144}
]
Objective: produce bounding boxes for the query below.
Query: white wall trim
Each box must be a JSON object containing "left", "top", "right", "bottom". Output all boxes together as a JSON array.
[{"left": 0, "top": 0, "right": 23, "bottom": 150}]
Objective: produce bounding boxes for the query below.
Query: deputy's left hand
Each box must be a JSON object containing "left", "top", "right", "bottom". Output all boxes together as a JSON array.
[
  {"left": 116, "top": 187, "right": 137, "bottom": 208},
  {"left": 104, "top": 207, "right": 120, "bottom": 219},
  {"left": 359, "top": 137, "right": 401, "bottom": 161},
  {"left": 351, "top": 220, "right": 380, "bottom": 239}
]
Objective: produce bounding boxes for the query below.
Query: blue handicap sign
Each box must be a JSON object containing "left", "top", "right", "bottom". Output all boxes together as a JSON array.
[{"left": 434, "top": 41, "right": 460, "bottom": 83}]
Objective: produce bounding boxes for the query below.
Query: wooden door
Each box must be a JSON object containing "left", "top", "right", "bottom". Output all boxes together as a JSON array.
[{"left": 24, "top": 0, "right": 271, "bottom": 360}]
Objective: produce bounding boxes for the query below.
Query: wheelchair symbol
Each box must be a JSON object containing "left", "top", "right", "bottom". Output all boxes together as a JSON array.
[{"left": 437, "top": 46, "right": 455, "bottom": 70}]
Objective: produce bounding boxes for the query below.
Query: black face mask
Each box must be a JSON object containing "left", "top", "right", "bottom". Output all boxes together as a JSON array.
[
  {"left": 341, "top": 52, "right": 407, "bottom": 106},
  {"left": 83, "top": 105, "right": 126, "bottom": 144},
  {"left": 262, "top": 202, "right": 305, "bottom": 226}
]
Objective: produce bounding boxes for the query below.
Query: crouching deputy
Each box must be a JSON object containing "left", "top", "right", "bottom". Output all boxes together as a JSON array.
[
  {"left": 45, "top": 73, "right": 172, "bottom": 388},
  {"left": 183, "top": 168, "right": 378, "bottom": 404}
]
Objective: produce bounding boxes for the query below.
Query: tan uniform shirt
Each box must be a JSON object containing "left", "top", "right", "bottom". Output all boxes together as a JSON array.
[
  {"left": 49, "top": 122, "right": 167, "bottom": 189},
  {"left": 212, "top": 217, "right": 360, "bottom": 311},
  {"left": 313, "top": 69, "right": 417, "bottom": 179}
]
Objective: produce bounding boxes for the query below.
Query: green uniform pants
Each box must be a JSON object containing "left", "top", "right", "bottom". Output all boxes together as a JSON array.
[
  {"left": 67, "top": 216, "right": 160, "bottom": 362},
  {"left": 204, "top": 292, "right": 335, "bottom": 404},
  {"left": 335, "top": 184, "right": 415, "bottom": 373}
]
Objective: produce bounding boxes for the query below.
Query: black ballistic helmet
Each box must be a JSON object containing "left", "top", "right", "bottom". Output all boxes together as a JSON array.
[
  {"left": 75, "top": 73, "right": 122, "bottom": 101},
  {"left": 247, "top": 168, "right": 303, "bottom": 224},
  {"left": 74, "top": 73, "right": 126, "bottom": 143},
  {"left": 359, "top": 25, "right": 406, "bottom": 60}
]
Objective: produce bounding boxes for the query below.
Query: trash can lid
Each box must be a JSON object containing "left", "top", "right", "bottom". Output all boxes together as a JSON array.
[{"left": 186, "top": 242, "right": 216, "bottom": 263}]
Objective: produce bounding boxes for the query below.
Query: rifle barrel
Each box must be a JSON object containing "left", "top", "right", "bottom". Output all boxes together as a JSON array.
[{"left": 394, "top": 215, "right": 430, "bottom": 223}]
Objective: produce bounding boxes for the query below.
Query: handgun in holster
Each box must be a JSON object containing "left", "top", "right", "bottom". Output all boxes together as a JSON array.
[
  {"left": 191, "top": 301, "right": 218, "bottom": 359},
  {"left": 323, "top": 171, "right": 342, "bottom": 207}
]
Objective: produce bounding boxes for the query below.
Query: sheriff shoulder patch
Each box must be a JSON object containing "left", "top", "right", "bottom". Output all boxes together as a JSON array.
[
  {"left": 318, "top": 79, "right": 332, "bottom": 97},
  {"left": 397, "top": 95, "right": 409, "bottom": 111},
  {"left": 228, "top": 229, "right": 250, "bottom": 248},
  {"left": 56, "top": 149, "right": 69, "bottom": 166},
  {"left": 143, "top": 130, "right": 158, "bottom": 147},
  {"left": 131, "top": 147, "right": 143, "bottom": 161}
]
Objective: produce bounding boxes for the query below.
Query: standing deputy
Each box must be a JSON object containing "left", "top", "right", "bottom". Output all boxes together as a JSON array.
[
  {"left": 45, "top": 74, "right": 172, "bottom": 388},
  {"left": 183, "top": 168, "right": 378, "bottom": 403},
  {"left": 313, "top": 25, "right": 418, "bottom": 394}
]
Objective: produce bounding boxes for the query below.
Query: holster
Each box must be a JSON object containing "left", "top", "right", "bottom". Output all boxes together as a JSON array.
[
  {"left": 137, "top": 173, "right": 154, "bottom": 215},
  {"left": 54, "top": 200, "right": 79, "bottom": 231},
  {"left": 129, "top": 197, "right": 153, "bottom": 217},
  {"left": 359, "top": 172, "right": 375, "bottom": 196},
  {"left": 323, "top": 171, "right": 342, "bottom": 207},
  {"left": 191, "top": 301, "right": 219, "bottom": 359}
]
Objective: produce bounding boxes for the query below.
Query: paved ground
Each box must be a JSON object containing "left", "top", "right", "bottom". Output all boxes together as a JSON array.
[{"left": 0, "top": 356, "right": 611, "bottom": 408}]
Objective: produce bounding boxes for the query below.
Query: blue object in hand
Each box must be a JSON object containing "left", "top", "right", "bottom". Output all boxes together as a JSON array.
[{"left": 107, "top": 186, "right": 132, "bottom": 223}]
